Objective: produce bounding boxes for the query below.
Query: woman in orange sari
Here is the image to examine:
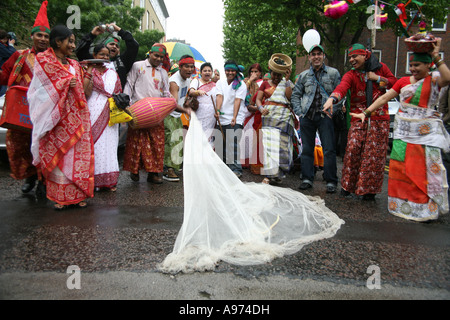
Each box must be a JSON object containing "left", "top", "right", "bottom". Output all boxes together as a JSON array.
[
  {"left": 28, "top": 25, "right": 94, "bottom": 210},
  {"left": 352, "top": 39, "right": 450, "bottom": 221}
]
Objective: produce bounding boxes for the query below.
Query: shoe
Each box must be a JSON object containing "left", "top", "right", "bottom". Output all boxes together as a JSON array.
[
  {"left": 148, "top": 172, "right": 163, "bottom": 184},
  {"left": 362, "top": 193, "right": 376, "bottom": 201},
  {"left": 233, "top": 171, "right": 243, "bottom": 179},
  {"left": 130, "top": 172, "right": 140, "bottom": 182},
  {"left": 340, "top": 189, "right": 351, "bottom": 197},
  {"left": 298, "top": 181, "right": 312, "bottom": 190},
  {"left": 269, "top": 177, "right": 282, "bottom": 186},
  {"left": 163, "top": 168, "right": 180, "bottom": 182},
  {"left": 35, "top": 181, "right": 46, "bottom": 199},
  {"left": 21, "top": 175, "right": 37, "bottom": 194},
  {"left": 326, "top": 183, "right": 337, "bottom": 194}
]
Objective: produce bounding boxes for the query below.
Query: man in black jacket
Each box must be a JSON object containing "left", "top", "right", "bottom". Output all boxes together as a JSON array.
[{"left": 76, "top": 23, "right": 139, "bottom": 88}]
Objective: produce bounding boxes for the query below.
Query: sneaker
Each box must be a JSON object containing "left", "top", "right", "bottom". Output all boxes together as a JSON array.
[
  {"left": 340, "top": 189, "right": 351, "bottom": 197},
  {"left": 234, "top": 171, "right": 243, "bottom": 179},
  {"left": 148, "top": 172, "right": 163, "bottom": 184},
  {"left": 163, "top": 168, "right": 180, "bottom": 182},
  {"left": 298, "top": 180, "right": 313, "bottom": 190}
]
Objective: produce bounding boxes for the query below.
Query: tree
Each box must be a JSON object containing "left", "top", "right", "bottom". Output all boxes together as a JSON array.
[
  {"left": 223, "top": 0, "right": 298, "bottom": 76},
  {"left": 223, "top": 0, "right": 449, "bottom": 74},
  {"left": 47, "top": 0, "right": 144, "bottom": 40},
  {"left": 0, "top": 0, "right": 147, "bottom": 52},
  {"left": 133, "top": 29, "right": 166, "bottom": 61},
  {"left": 0, "top": 0, "right": 42, "bottom": 41}
]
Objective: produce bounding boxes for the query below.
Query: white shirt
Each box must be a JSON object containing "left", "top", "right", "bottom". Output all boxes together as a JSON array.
[
  {"left": 169, "top": 70, "right": 191, "bottom": 118},
  {"left": 216, "top": 78, "right": 247, "bottom": 126}
]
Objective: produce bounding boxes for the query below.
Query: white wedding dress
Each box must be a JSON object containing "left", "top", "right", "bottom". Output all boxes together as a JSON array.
[{"left": 158, "top": 112, "right": 344, "bottom": 274}]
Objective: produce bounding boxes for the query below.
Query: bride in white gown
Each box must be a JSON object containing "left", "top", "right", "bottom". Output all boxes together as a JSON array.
[{"left": 158, "top": 112, "right": 344, "bottom": 274}]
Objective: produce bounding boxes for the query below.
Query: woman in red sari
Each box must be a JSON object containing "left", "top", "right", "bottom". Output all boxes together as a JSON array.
[
  {"left": 352, "top": 39, "right": 450, "bottom": 221},
  {"left": 28, "top": 25, "right": 94, "bottom": 210}
]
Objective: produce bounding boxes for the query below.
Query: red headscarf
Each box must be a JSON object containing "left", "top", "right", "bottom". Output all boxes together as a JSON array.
[{"left": 148, "top": 43, "right": 171, "bottom": 73}]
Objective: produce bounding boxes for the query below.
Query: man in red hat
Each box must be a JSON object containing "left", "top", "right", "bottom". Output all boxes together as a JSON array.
[{"left": 0, "top": 0, "right": 50, "bottom": 196}]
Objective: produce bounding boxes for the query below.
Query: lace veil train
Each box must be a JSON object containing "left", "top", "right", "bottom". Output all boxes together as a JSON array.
[{"left": 158, "top": 112, "right": 344, "bottom": 273}]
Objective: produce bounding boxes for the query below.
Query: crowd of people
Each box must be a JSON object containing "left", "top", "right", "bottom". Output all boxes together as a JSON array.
[{"left": 1, "top": 1, "right": 449, "bottom": 223}]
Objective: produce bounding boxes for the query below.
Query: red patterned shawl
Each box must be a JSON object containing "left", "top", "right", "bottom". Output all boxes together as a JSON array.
[{"left": 29, "top": 48, "right": 94, "bottom": 204}]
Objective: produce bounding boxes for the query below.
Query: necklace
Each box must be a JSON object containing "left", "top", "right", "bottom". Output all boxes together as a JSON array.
[{"left": 55, "top": 53, "right": 67, "bottom": 64}]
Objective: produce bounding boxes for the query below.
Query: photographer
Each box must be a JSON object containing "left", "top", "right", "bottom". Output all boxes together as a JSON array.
[{"left": 76, "top": 23, "right": 139, "bottom": 89}]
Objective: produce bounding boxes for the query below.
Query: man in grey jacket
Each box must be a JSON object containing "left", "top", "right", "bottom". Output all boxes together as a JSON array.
[{"left": 291, "top": 44, "right": 341, "bottom": 193}]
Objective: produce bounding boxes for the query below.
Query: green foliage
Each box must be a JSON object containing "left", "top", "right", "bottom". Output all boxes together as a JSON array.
[
  {"left": 0, "top": 0, "right": 42, "bottom": 43},
  {"left": 223, "top": 0, "right": 448, "bottom": 74},
  {"left": 133, "top": 29, "right": 166, "bottom": 61},
  {"left": 223, "top": 0, "right": 298, "bottom": 77},
  {"left": 0, "top": 0, "right": 145, "bottom": 48},
  {"left": 47, "top": 0, "right": 144, "bottom": 40}
]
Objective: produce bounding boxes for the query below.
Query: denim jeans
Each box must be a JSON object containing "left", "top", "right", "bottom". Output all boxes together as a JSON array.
[
  {"left": 216, "top": 123, "right": 243, "bottom": 174},
  {"left": 300, "top": 113, "right": 338, "bottom": 184}
]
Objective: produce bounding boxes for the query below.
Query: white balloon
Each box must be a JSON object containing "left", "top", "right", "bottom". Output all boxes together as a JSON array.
[{"left": 302, "top": 29, "right": 321, "bottom": 53}]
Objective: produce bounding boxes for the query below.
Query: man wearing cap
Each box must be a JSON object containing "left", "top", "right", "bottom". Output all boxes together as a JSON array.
[
  {"left": 215, "top": 60, "right": 247, "bottom": 178},
  {"left": 322, "top": 43, "right": 397, "bottom": 200},
  {"left": 0, "top": 0, "right": 50, "bottom": 196},
  {"left": 164, "top": 54, "right": 195, "bottom": 182},
  {"left": 292, "top": 44, "right": 342, "bottom": 193},
  {"left": 123, "top": 44, "right": 190, "bottom": 184},
  {"left": 76, "top": 23, "right": 139, "bottom": 89}
]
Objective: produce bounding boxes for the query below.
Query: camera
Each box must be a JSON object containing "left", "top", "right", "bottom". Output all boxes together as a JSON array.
[{"left": 99, "top": 24, "right": 115, "bottom": 33}]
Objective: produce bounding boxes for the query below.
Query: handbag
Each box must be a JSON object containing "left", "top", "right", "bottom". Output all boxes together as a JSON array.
[
  {"left": 0, "top": 85, "right": 32, "bottom": 132},
  {"left": 108, "top": 94, "right": 133, "bottom": 126}
]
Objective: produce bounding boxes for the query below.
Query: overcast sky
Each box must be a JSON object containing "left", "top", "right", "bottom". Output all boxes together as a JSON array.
[{"left": 164, "top": 0, "right": 225, "bottom": 72}]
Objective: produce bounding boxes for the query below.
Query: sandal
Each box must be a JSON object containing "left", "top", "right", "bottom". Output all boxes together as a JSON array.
[
  {"left": 54, "top": 203, "right": 67, "bottom": 211},
  {"left": 74, "top": 201, "right": 88, "bottom": 209}
]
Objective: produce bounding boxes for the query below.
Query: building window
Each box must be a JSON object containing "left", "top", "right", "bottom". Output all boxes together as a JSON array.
[
  {"left": 406, "top": 51, "right": 444, "bottom": 74},
  {"left": 140, "top": 0, "right": 144, "bottom": 8},
  {"left": 432, "top": 18, "right": 447, "bottom": 32},
  {"left": 372, "top": 50, "right": 382, "bottom": 62},
  {"left": 152, "top": 20, "right": 156, "bottom": 30},
  {"left": 147, "top": 11, "right": 150, "bottom": 30}
]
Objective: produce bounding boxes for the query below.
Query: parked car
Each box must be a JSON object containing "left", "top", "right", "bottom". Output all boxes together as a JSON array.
[{"left": 388, "top": 97, "right": 401, "bottom": 150}]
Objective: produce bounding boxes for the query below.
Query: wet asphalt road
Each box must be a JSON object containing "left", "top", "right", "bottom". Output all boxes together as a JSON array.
[{"left": 0, "top": 147, "right": 449, "bottom": 301}]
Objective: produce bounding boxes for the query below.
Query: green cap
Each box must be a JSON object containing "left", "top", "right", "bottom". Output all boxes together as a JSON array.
[{"left": 309, "top": 44, "right": 324, "bottom": 54}]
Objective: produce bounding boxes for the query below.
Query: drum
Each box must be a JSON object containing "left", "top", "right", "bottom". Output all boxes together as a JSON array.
[
  {"left": 126, "top": 97, "right": 177, "bottom": 129},
  {"left": 0, "top": 86, "right": 32, "bottom": 132}
]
